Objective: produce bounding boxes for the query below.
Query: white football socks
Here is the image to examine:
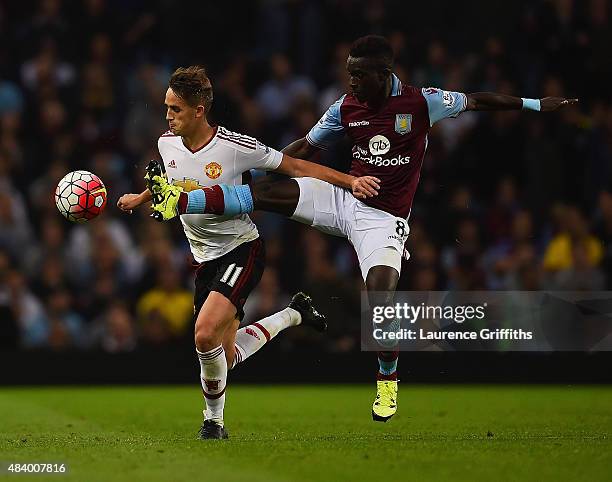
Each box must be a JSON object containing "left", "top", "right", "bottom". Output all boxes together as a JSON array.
[
  {"left": 197, "top": 345, "right": 227, "bottom": 424},
  {"left": 232, "top": 307, "right": 301, "bottom": 369}
]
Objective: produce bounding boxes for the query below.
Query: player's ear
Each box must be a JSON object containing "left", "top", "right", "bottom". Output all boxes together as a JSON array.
[{"left": 195, "top": 104, "right": 205, "bottom": 118}]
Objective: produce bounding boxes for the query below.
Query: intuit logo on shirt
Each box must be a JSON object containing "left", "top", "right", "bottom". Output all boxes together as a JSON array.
[{"left": 368, "top": 135, "right": 391, "bottom": 155}]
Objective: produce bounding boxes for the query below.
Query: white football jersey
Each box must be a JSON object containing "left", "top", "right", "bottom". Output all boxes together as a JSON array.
[{"left": 157, "top": 126, "right": 283, "bottom": 262}]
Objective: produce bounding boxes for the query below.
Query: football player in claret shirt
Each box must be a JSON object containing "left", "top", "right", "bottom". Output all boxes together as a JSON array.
[
  {"left": 117, "top": 66, "right": 380, "bottom": 439},
  {"left": 148, "top": 37, "right": 578, "bottom": 423}
]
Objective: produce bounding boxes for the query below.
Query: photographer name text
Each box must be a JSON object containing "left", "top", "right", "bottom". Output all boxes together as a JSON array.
[{"left": 373, "top": 328, "right": 533, "bottom": 341}]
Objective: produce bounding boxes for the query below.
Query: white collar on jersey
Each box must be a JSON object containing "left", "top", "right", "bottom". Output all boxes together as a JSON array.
[{"left": 391, "top": 73, "right": 402, "bottom": 96}]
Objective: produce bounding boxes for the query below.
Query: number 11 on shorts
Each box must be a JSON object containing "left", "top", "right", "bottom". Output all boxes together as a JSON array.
[{"left": 220, "top": 263, "right": 243, "bottom": 287}]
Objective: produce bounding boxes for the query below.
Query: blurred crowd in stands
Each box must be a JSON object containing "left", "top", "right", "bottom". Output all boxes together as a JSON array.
[{"left": 0, "top": 0, "right": 611, "bottom": 352}]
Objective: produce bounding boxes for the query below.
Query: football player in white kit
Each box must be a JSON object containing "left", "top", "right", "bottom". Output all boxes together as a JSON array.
[{"left": 117, "top": 66, "right": 380, "bottom": 439}]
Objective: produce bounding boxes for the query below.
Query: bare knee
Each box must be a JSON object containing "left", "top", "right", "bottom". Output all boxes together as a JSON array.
[{"left": 194, "top": 323, "right": 222, "bottom": 352}]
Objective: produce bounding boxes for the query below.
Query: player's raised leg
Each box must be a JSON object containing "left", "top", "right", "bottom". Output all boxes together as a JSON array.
[{"left": 145, "top": 162, "right": 301, "bottom": 221}]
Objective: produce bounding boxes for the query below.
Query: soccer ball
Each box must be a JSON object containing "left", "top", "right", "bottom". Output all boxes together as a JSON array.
[{"left": 54, "top": 170, "right": 107, "bottom": 223}]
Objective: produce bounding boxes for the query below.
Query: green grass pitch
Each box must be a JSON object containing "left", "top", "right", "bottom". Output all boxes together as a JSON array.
[{"left": 1, "top": 385, "right": 611, "bottom": 481}]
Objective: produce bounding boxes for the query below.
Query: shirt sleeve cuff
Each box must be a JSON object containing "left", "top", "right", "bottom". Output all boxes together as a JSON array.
[
  {"left": 269, "top": 148, "right": 283, "bottom": 169},
  {"left": 306, "top": 132, "right": 329, "bottom": 151}
]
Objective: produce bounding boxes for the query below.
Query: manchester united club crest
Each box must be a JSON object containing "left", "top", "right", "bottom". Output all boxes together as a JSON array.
[
  {"left": 395, "top": 114, "right": 412, "bottom": 135},
  {"left": 205, "top": 161, "right": 222, "bottom": 179}
]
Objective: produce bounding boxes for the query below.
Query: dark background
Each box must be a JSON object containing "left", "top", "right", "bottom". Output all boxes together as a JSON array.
[{"left": 1, "top": 0, "right": 611, "bottom": 383}]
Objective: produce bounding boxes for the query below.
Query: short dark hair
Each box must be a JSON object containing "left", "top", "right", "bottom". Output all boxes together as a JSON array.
[
  {"left": 169, "top": 66, "right": 213, "bottom": 113},
  {"left": 349, "top": 35, "right": 393, "bottom": 68}
]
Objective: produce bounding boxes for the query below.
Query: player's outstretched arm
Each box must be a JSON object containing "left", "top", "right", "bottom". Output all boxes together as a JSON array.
[
  {"left": 466, "top": 93, "right": 578, "bottom": 112},
  {"left": 117, "top": 189, "right": 152, "bottom": 214},
  {"left": 274, "top": 154, "right": 380, "bottom": 199}
]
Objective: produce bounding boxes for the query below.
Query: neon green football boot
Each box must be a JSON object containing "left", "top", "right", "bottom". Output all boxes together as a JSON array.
[
  {"left": 372, "top": 380, "right": 398, "bottom": 422},
  {"left": 145, "top": 160, "right": 183, "bottom": 222}
]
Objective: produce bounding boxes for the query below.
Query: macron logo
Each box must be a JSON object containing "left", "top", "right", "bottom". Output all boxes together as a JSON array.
[{"left": 349, "top": 120, "right": 370, "bottom": 127}]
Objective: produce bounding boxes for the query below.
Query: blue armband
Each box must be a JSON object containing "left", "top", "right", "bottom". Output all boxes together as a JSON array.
[
  {"left": 220, "top": 184, "right": 254, "bottom": 215},
  {"left": 184, "top": 184, "right": 253, "bottom": 216},
  {"left": 185, "top": 189, "right": 206, "bottom": 214},
  {"left": 521, "top": 98, "right": 541, "bottom": 111}
]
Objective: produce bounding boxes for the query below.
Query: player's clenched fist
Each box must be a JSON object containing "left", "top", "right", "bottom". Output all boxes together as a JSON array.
[
  {"left": 117, "top": 193, "right": 146, "bottom": 213},
  {"left": 351, "top": 176, "right": 381, "bottom": 199}
]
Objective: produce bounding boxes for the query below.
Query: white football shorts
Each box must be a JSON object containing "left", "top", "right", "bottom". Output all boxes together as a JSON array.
[{"left": 291, "top": 177, "right": 410, "bottom": 281}]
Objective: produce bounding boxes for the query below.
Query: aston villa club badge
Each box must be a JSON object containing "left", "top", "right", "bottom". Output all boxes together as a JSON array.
[{"left": 395, "top": 114, "right": 412, "bottom": 135}]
